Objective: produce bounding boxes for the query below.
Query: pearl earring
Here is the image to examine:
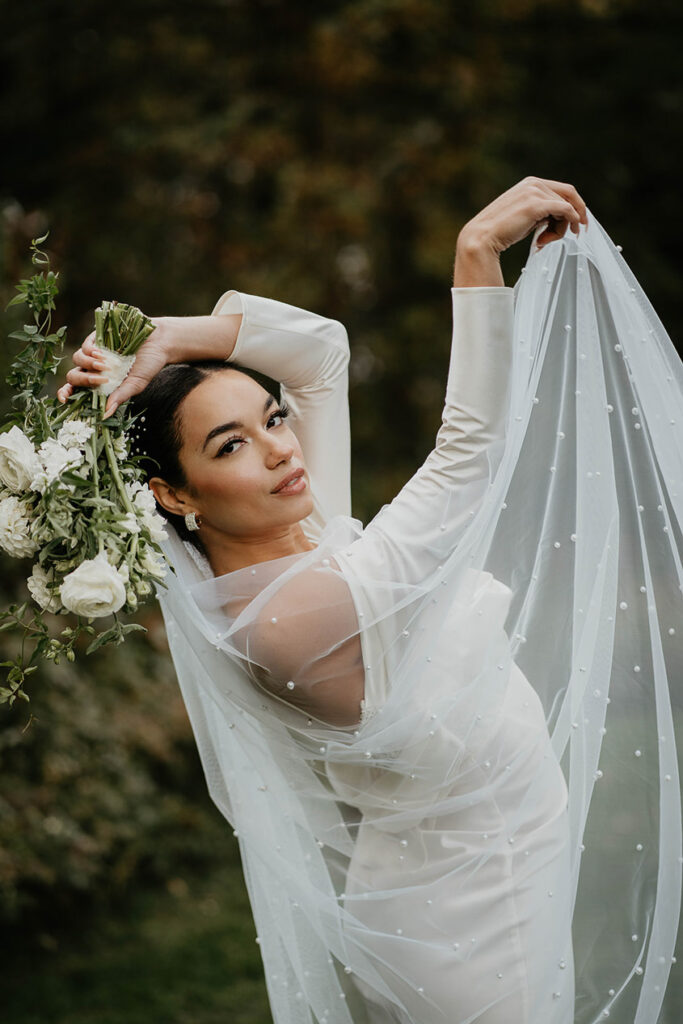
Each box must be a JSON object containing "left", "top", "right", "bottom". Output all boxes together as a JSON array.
[{"left": 185, "top": 511, "right": 201, "bottom": 531}]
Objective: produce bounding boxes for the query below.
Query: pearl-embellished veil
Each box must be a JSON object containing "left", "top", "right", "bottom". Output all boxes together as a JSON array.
[{"left": 156, "top": 215, "right": 682, "bottom": 1023}]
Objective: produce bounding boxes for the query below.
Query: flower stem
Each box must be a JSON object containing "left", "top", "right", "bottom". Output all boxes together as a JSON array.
[
  {"left": 102, "top": 427, "right": 139, "bottom": 562},
  {"left": 91, "top": 390, "right": 104, "bottom": 554},
  {"left": 52, "top": 390, "right": 88, "bottom": 427}
]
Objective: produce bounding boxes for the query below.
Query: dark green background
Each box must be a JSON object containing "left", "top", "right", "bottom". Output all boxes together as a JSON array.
[{"left": 1, "top": 1, "right": 682, "bottom": 1021}]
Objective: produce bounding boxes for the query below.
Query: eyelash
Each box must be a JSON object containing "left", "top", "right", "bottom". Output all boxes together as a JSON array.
[{"left": 216, "top": 402, "right": 290, "bottom": 457}]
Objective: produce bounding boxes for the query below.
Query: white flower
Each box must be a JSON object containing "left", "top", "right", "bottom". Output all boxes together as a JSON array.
[
  {"left": 59, "top": 552, "right": 128, "bottom": 618},
  {"left": 124, "top": 482, "right": 166, "bottom": 540},
  {"left": 57, "top": 419, "right": 93, "bottom": 449},
  {"left": 0, "top": 495, "right": 40, "bottom": 558},
  {"left": 113, "top": 434, "right": 128, "bottom": 460},
  {"left": 0, "top": 426, "right": 42, "bottom": 492},
  {"left": 31, "top": 439, "right": 83, "bottom": 493},
  {"left": 33, "top": 521, "right": 55, "bottom": 545},
  {"left": 111, "top": 558, "right": 130, "bottom": 584},
  {"left": 27, "top": 563, "right": 62, "bottom": 612},
  {"left": 125, "top": 480, "right": 143, "bottom": 500},
  {"left": 131, "top": 482, "right": 157, "bottom": 515},
  {"left": 119, "top": 512, "right": 141, "bottom": 534},
  {"left": 139, "top": 545, "right": 167, "bottom": 580},
  {"left": 141, "top": 509, "right": 168, "bottom": 543}
]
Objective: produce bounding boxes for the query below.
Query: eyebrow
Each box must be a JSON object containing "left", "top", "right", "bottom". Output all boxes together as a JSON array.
[{"left": 202, "top": 394, "right": 277, "bottom": 452}]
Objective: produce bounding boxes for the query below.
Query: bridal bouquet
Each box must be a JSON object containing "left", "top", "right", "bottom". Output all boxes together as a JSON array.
[{"left": 0, "top": 234, "right": 169, "bottom": 707}]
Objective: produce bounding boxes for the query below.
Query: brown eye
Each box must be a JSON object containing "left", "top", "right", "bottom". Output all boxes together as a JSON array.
[
  {"left": 267, "top": 403, "right": 290, "bottom": 428},
  {"left": 217, "top": 437, "right": 244, "bottom": 457}
]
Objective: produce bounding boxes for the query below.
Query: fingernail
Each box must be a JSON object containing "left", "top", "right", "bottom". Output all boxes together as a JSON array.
[{"left": 103, "top": 402, "right": 118, "bottom": 420}]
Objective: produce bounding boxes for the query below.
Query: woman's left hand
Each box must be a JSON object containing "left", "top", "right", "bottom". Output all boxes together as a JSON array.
[{"left": 453, "top": 176, "right": 589, "bottom": 287}]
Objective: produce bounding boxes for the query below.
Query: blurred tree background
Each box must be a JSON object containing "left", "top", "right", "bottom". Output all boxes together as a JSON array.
[{"left": 1, "top": 0, "right": 682, "bottom": 1021}]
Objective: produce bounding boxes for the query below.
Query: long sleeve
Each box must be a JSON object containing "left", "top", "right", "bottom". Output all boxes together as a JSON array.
[
  {"left": 341, "top": 286, "right": 514, "bottom": 584},
  {"left": 226, "top": 286, "right": 515, "bottom": 729},
  {"left": 211, "top": 289, "right": 351, "bottom": 537}
]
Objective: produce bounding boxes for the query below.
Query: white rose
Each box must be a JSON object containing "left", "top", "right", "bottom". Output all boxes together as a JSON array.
[
  {"left": 57, "top": 419, "right": 93, "bottom": 449},
  {"left": 31, "top": 439, "right": 83, "bottom": 493},
  {"left": 27, "top": 563, "right": 62, "bottom": 612},
  {"left": 59, "top": 552, "right": 128, "bottom": 618},
  {"left": 0, "top": 495, "right": 39, "bottom": 558},
  {"left": 0, "top": 426, "right": 42, "bottom": 492}
]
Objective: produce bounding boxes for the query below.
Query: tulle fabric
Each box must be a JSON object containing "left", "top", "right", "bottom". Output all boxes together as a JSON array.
[{"left": 157, "top": 214, "right": 682, "bottom": 1024}]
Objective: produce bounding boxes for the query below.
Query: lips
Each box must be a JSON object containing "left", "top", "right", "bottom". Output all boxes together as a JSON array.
[{"left": 272, "top": 467, "right": 306, "bottom": 494}]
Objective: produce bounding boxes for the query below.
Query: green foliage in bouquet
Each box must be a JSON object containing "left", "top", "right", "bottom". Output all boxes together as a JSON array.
[{"left": 0, "top": 235, "right": 170, "bottom": 708}]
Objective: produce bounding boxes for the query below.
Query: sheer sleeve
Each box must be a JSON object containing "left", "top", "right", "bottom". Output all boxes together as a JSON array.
[
  {"left": 340, "top": 286, "right": 514, "bottom": 584},
  {"left": 216, "top": 287, "right": 514, "bottom": 731},
  {"left": 211, "top": 289, "right": 351, "bottom": 536}
]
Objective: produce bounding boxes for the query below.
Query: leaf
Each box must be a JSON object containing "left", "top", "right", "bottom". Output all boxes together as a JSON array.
[
  {"left": 121, "top": 623, "right": 147, "bottom": 636},
  {"left": 85, "top": 626, "right": 122, "bottom": 655},
  {"left": 61, "top": 470, "right": 92, "bottom": 489}
]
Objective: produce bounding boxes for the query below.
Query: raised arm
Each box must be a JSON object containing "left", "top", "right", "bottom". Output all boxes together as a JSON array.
[
  {"left": 211, "top": 289, "right": 351, "bottom": 531},
  {"left": 57, "top": 290, "right": 351, "bottom": 532},
  {"left": 333, "top": 178, "right": 588, "bottom": 585}
]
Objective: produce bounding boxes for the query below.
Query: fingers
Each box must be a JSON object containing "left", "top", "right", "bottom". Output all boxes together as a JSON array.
[
  {"left": 535, "top": 217, "right": 571, "bottom": 249},
  {"left": 57, "top": 331, "right": 108, "bottom": 404},
  {"left": 103, "top": 392, "right": 122, "bottom": 419},
  {"left": 103, "top": 373, "right": 146, "bottom": 420},
  {"left": 539, "top": 178, "right": 588, "bottom": 226},
  {"left": 73, "top": 348, "right": 107, "bottom": 372},
  {"left": 525, "top": 176, "right": 588, "bottom": 232},
  {"left": 64, "top": 366, "right": 108, "bottom": 388}
]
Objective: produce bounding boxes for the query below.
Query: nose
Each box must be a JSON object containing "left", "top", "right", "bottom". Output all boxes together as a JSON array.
[{"left": 265, "top": 432, "right": 295, "bottom": 468}]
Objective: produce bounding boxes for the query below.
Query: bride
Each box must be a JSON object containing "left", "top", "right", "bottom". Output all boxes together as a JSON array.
[{"left": 57, "top": 177, "right": 682, "bottom": 1024}]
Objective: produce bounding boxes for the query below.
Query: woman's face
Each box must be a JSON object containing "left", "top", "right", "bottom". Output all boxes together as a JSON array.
[{"left": 172, "top": 369, "right": 313, "bottom": 538}]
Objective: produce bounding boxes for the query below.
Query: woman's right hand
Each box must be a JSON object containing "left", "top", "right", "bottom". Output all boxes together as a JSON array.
[
  {"left": 57, "top": 311, "right": 243, "bottom": 419},
  {"left": 57, "top": 318, "right": 173, "bottom": 419}
]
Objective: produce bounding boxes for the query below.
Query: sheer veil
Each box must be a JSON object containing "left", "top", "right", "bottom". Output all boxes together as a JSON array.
[{"left": 156, "top": 213, "right": 682, "bottom": 1024}]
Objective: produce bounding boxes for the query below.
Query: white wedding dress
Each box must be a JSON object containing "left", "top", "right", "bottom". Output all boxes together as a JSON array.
[{"left": 158, "top": 217, "right": 682, "bottom": 1024}]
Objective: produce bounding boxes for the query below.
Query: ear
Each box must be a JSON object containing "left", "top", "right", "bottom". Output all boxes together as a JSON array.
[{"left": 148, "top": 476, "right": 198, "bottom": 519}]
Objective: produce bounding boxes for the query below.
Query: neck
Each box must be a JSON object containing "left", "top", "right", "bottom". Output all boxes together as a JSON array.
[{"left": 201, "top": 522, "right": 316, "bottom": 576}]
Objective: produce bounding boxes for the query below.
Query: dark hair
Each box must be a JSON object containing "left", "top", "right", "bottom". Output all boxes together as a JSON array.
[{"left": 129, "top": 360, "right": 279, "bottom": 550}]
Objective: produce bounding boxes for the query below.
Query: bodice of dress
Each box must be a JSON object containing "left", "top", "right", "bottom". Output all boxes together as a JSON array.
[{"left": 210, "top": 285, "right": 515, "bottom": 729}]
